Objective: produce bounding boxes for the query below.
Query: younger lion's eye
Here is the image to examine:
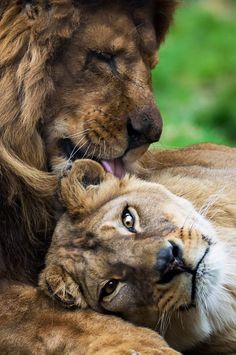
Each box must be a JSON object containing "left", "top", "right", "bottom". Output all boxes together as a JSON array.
[
  {"left": 122, "top": 208, "right": 135, "bottom": 232},
  {"left": 100, "top": 279, "right": 119, "bottom": 300}
]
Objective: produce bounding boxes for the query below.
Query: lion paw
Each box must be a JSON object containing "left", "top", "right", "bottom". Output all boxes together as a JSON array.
[
  {"left": 87, "top": 325, "right": 181, "bottom": 355},
  {"left": 39, "top": 264, "right": 87, "bottom": 309}
]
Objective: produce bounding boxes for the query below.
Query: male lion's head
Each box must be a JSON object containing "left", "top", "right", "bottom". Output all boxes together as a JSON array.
[
  {"left": 0, "top": 0, "right": 177, "bottom": 182},
  {"left": 40, "top": 160, "right": 230, "bottom": 353}
]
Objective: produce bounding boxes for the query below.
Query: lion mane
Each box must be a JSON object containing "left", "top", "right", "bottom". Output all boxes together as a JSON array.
[{"left": 0, "top": 0, "right": 80, "bottom": 281}]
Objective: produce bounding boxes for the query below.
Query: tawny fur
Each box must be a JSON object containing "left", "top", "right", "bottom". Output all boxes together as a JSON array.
[
  {"left": 0, "top": 0, "right": 180, "bottom": 352},
  {"left": 40, "top": 144, "right": 236, "bottom": 355},
  {"left": 0, "top": 281, "right": 179, "bottom": 355}
]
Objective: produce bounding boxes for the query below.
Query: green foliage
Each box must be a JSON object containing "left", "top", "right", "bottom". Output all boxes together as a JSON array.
[{"left": 152, "top": 0, "right": 236, "bottom": 148}]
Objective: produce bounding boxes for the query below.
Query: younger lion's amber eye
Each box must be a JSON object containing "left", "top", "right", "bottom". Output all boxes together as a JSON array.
[
  {"left": 100, "top": 279, "right": 119, "bottom": 300},
  {"left": 122, "top": 208, "right": 135, "bottom": 232}
]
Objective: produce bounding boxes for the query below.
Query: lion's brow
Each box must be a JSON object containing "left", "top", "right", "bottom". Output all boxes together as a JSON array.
[{"left": 63, "top": 232, "right": 112, "bottom": 252}]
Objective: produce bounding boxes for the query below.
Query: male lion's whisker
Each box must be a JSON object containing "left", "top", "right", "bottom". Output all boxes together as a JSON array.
[
  {"left": 97, "top": 137, "right": 102, "bottom": 161},
  {"left": 68, "top": 136, "right": 85, "bottom": 159},
  {"left": 71, "top": 138, "right": 87, "bottom": 158},
  {"left": 65, "top": 137, "right": 85, "bottom": 163},
  {"left": 82, "top": 143, "right": 91, "bottom": 160},
  {"left": 66, "top": 129, "right": 90, "bottom": 140},
  {"left": 61, "top": 137, "right": 87, "bottom": 174},
  {"left": 103, "top": 140, "right": 107, "bottom": 158},
  {"left": 91, "top": 144, "right": 97, "bottom": 161}
]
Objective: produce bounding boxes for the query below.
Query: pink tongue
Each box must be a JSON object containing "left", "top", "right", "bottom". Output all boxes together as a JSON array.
[{"left": 101, "top": 159, "right": 126, "bottom": 178}]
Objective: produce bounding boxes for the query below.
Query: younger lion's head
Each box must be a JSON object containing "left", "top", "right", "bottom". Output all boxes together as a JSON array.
[{"left": 40, "top": 159, "right": 232, "bottom": 352}]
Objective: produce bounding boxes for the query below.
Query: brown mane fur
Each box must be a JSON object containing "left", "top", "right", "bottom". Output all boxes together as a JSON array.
[{"left": 0, "top": 0, "right": 81, "bottom": 281}]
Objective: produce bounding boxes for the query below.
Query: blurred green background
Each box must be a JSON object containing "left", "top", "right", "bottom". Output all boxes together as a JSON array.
[{"left": 152, "top": 0, "right": 236, "bottom": 148}]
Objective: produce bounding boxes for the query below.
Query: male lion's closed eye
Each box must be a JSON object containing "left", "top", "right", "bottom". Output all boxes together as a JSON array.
[
  {"left": 92, "top": 50, "right": 114, "bottom": 62},
  {"left": 86, "top": 49, "right": 118, "bottom": 74}
]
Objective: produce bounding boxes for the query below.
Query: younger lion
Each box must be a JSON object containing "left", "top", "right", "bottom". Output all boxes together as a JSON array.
[{"left": 40, "top": 145, "right": 236, "bottom": 355}]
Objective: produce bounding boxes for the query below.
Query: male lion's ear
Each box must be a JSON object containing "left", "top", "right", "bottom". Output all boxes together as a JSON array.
[
  {"left": 59, "top": 160, "right": 106, "bottom": 216},
  {"left": 22, "top": 0, "right": 81, "bottom": 41},
  {"left": 152, "top": 0, "right": 179, "bottom": 45},
  {"left": 39, "top": 264, "right": 87, "bottom": 309},
  {"left": 131, "top": 0, "right": 178, "bottom": 67}
]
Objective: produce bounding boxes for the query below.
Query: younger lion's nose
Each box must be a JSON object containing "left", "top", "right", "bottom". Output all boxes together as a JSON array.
[
  {"left": 155, "top": 241, "right": 185, "bottom": 284},
  {"left": 127, "top": 105, "right": 162, "bottom": 150}
]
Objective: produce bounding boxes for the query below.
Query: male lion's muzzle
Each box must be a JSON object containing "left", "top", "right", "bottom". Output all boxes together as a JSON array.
[
  {"left": 127, "top": 105, "right": 163, "bottom": 151},
  {"left": 54, "top": 103, "right": 162, "bottom": 178}
]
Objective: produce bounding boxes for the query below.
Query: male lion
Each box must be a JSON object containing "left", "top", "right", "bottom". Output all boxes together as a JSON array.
[
  {"left": 0, "top": 0, "right": 178, "bottom": 351},
  {"left": 40, "top": 144, "right": 236, "bottom": 355}
]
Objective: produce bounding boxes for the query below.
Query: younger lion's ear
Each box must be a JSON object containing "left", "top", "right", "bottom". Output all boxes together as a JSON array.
[
  {"left": 68, "top": 159, "right": 106, "bottom": 189},
  {"left": 39, "top": 264, "right": 88, "bottom": 309},
  {"left": 59, "top": 160, "right": 106, "bottom": 216}
]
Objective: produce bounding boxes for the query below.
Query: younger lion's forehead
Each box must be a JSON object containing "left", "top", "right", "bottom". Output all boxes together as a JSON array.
[{"left": 82, "top": 181, "right": 173, "bottom": 219}]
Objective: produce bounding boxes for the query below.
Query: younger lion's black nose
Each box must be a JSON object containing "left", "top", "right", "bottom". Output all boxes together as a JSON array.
[
  {"left": 127, "top": 105, "right": 163, "bottom": 150},
  {"left": 155, "top": 241, "right": 185, "bottom": 284}
]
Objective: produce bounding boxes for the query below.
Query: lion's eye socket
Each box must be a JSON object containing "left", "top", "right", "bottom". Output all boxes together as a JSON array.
[
  {"left": 94, "top": 50, "right": 113, "bottom": 62},
  {"left": 86, "top": 50, "right": 118, "bottom": 74},
  {"left": 100, "top": 279, "right": 119, "bottom": 300},
  {"left": 122, "top": 208, "right": 135, "bottom": 232},
  {"left": 88, "top": 49, "right": 114, "bottom": 64}
]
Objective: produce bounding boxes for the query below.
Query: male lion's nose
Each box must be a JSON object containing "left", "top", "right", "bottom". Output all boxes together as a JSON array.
[
  {"left": 127, "top": 105, "right": 162, "bottom": 150},
  {"left": 155, "top": 241, "right": 185, "bottom": 284}
]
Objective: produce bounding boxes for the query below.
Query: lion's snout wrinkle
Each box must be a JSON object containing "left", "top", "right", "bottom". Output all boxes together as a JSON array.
[{"left": 127, "top": 106, "right": 163, "bottom": 150}]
